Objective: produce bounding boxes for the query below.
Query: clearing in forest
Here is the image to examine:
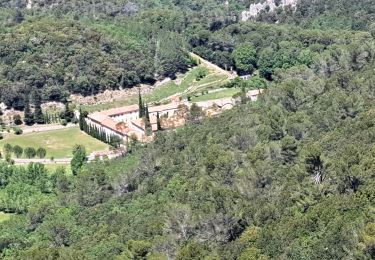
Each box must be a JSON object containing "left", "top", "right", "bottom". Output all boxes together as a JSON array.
[
  {"left": 81, "top": 54, "right": 233, "bottom": 112},
  {"left": 0, "top": 127, "right": 108, "bottom": 159}
]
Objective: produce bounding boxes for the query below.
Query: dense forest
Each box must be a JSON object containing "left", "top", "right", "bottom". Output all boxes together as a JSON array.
[
  {"left": 1, "top": 0, "right": 374, "bottom": 108},
  {"left": 0, "top": 0, "right": 375, "bottom": 259}
]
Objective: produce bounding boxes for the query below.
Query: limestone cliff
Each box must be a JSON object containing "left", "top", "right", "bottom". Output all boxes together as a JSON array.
[{"left": 241, "top": 0, "right": 298, "bottom": 21}]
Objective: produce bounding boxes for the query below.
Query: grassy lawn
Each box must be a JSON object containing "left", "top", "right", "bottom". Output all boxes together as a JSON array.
[
  {"left": 0, "top": 212, "right": 13, "bottom": 223},
  {"left": 0, "top": 127, "right": 108, "bottom": 159},
  {"left": 190, "top": 88, "right": 241, "bottom": 102},
  {"left": 196, "top": 74, "right": 228, "bottom": 87},
  {"left": 82, "top": 65, "right": 230, "bottom": 112}
]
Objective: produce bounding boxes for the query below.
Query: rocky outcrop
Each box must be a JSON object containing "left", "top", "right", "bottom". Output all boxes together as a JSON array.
[
  {"left": 241, "top": 0, "right": 298, "bottom": 21},
  {"left": 26, "top": 0, "right": 32, "bottom": 9}
]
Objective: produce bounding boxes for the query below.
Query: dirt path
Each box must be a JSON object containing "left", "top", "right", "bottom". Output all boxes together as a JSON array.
[{"left": 21, "top": 123, "right": 76, "bottom": 134}]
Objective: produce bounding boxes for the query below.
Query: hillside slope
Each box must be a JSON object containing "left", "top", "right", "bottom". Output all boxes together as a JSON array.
[{"left": 0, "top": 23, "right": 375, "bottom": 258}]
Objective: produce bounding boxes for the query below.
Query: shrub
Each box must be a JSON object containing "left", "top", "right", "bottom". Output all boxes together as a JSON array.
[
  {"left": 12, "top": 145, "right": 23, "bottom": 158},
  {"left": 61, "top": 119, "right": 68, "bottom": 126},
  {"left": 13, "top": 114, "right": 23, "bottom": 125},
  {"left": 3, "top": 143, "right": 12, "bottom": 154},
  {"left": 36, "top": 147, "right": 47, "bottom": 159},
  {"left": 24, "top": 147, "right": 36, "bottom": 159},
  {"left": 14, "top": 127, "right": 23, "bottom": 135},
  {"left": 195, "top": 67, "right": 209, "bottom": 81}
]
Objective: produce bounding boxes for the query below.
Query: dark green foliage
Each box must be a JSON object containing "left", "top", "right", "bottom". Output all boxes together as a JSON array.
[
  {"left": 71, "top": 145, "right": 87, "bottom": 175},
  {"left": 13, "top": 114, "right": 22, "bottom": 125},
  {"left": 0, "top": 1, "right": 375, "bottom": 259},
  {"left": 0, "top": 17, "right": 190, "bottom": 109},
  {"left": 78, "top": 109, "right": 88, "bottom": 131},
  {"left": 13, "top": 127, "right": 23, "bottom": 135},
  {"left": 138, "top": 90, "right": 144, "bottom": 118},
  {"left": 62, "top": 102, "right": 74, "bottom": 123},
  {"left": 232, "top": 44, "right": 257, "bottom": 75},
  {"left": 156, "top": 112, "right": 162, "bottom": 130},
  {"left": 188, "top": 103, "right": 203, "bottom": 123},
  {"left": 3, "top": 143, "right": 12, "bottom": 155},
  {"left": 195, "top": 67, "right": 208, "bottom": 81},
  {"left": 12, "top": 145, "right": 23, "bottom": 158},
  {"left": 281, "top": 135, "right": 298, "bottom": 164},
  {"left": 36, "top": 148, "right": 47, "bottom": 159},
  {"left": 24, "top": 147, "right": 36, "bottom": 159},
  {"left": 79, "top": 116, "right": 121, "bottom": 147},
  {"left": 33, "top": 91, "right": 45, "bottom": 124},
  {"left": 23, "top": 97, "right": 34, "bottom": 126}
]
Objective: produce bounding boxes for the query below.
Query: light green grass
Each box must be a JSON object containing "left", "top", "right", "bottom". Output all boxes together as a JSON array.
[
  {"left": 190, "top": 88, "right": 241, "bottom": 102},
  {"left": 196, "top": 74, "right": 227, "bottom": 87},
  {"left": 0, "top": 212, "right": 12, "bottom": 223},
  {"left": 82, "top": 65, "right": 224, "bottom": 112},
  {"left": 0, "top": 127, "right": 108, "bottom": 159}
]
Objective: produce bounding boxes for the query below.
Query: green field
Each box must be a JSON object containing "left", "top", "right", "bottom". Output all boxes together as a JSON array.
[
  {"left": 190, "top": 88, "right": 241, "bottom": 102},
  {"left": 0, "top": 212, "right": 12, "bottom": 223},
  {"left": 82, "top": 65, "right": 230, "bottom": 112},
  {"left": 0, "top": 127, "right": 108, "bottom": 159}
]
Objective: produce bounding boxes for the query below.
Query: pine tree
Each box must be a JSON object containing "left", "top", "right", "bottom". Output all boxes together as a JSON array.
[
  {"left": 33, "top": 91, "right": 45, "bottom": 124},
  {"left": 24, "top": 96, "right": 34, "bottom": 126}
]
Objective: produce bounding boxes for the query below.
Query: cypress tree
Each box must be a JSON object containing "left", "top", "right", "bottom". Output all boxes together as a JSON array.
[
  {"left": 33, "top": 91, "right": 45, "bottom": 124},
  {"left": 79, "top": 109, "right": 84, "bottom": 130},
  {"left": 144, "top": 104, "right": 152, "bottom": 135},
  {"left": 157, "top": 112, "right": 162, "bottom": 131},
  {"left": 138, "top": 89, "right": 144, "bottom": 118},
  {"left": 145, "top": 104, "right": 150, "bottom": 122},
  {"left": 24, "top": 96, "right": 34, "bottom": 126},
  {"left": 64, "top": 101, "right": 74, "bottom": 122},
  {"left": 101, "top": 129, "right": 106, "bottom": 142}
]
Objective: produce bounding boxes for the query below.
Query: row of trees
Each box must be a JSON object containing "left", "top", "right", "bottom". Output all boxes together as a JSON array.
[
  {"left": 79, "top": 111, "right": 122, "bottom": 148},
  {"left": 3, "top": 144, "right": 46, "bottom": 159},
  {"left": 23, "top": 96, "right": 75, "bottom": 126}
]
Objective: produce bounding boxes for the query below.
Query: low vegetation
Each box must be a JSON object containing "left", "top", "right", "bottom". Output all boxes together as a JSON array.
[
  {"left": 0, "top": 127, "right": 108, "bottom": 159},
  {"left": 0, "top": 0, "right": 375, "bottom": 259}
]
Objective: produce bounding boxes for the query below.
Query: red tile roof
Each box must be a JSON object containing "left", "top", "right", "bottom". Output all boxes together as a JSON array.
[
  {"left": 149, "top": 103, "right": 180, "bottom": 113},
  {"left": 101, "top": 104, "right": 139, "bottom": 116}
]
